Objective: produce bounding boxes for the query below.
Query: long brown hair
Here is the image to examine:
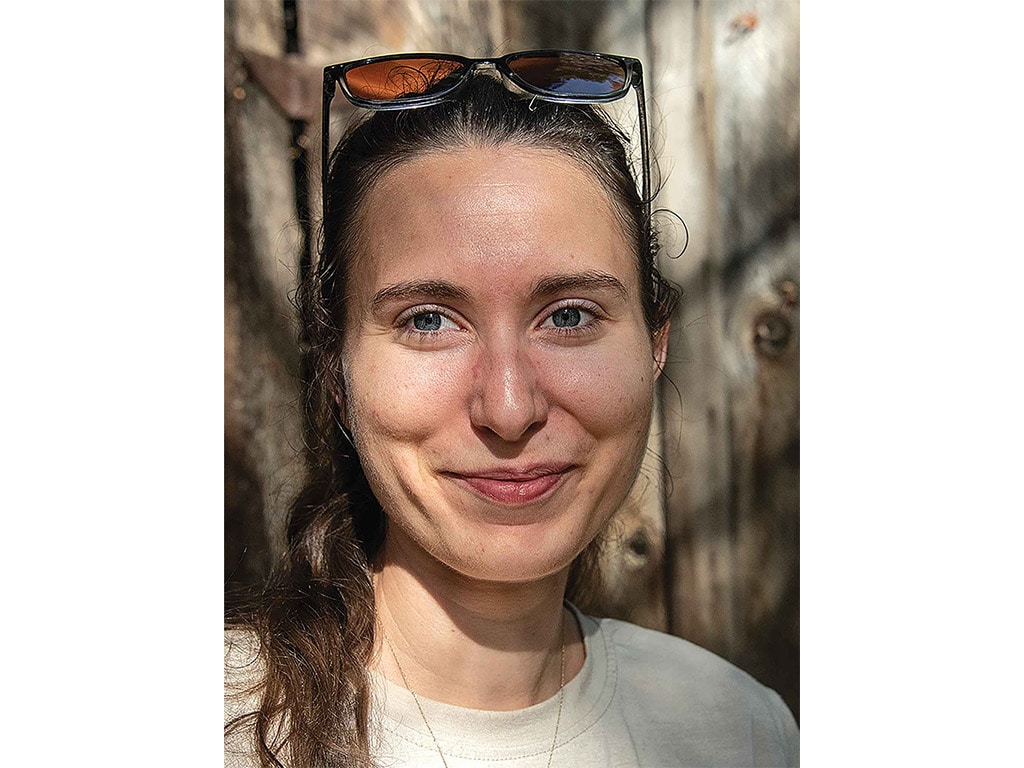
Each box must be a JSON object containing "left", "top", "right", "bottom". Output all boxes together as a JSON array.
[{"left": 226, "top": 74, "right": 679, "bottom": 768}]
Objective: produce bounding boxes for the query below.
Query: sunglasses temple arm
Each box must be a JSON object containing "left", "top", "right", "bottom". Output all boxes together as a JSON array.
[
  {"left": 322, "top": 73, "right": 335, "bottom": 214},
  {"left": 632, "top": 65, "right": 652, "bottom": 235}
]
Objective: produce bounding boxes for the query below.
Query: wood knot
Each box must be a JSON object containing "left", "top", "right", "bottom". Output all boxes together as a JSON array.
[
  {"left": 624, "top": 529, "right": 651, "bottom": 567},
  {"left": 754, "top": 311, "right": 791, "bottom": 358}
]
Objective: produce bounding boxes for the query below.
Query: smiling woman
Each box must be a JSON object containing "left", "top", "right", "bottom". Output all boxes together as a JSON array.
[
  {"left": 226, "top": 57, "right": 798, "bottom": 768},
  {"left": 344, "top": 147, "right": 661, "bottom": 587}
]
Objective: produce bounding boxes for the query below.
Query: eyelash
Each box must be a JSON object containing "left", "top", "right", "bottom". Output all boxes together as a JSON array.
[
  {"left": 538, "top": 301, "right": 602, "bottom": 337},
  {"left": 395, "top": 301, "right": 604, "bottom": 340},
  {"left": 395, "top": 304, "right": 461, "bottom": 338}
]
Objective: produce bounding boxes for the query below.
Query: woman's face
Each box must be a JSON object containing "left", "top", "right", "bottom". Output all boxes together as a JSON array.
[{"left": 342, "top": 145, "right": 666, "bottom": 584}]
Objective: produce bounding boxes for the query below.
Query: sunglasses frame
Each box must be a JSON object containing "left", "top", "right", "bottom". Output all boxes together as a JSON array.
[{"left": 321, "top": 49, "right": 651, "bottom": 239}]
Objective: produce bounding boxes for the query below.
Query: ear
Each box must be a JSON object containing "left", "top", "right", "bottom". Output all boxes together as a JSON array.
[{"left": 652, "top": 321, "right": 670, "bottom": 380}]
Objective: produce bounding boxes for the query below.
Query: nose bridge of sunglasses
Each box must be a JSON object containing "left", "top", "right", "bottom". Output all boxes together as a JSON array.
[{"left": 466, "top": 59, "right": 503, "bottom": 82}]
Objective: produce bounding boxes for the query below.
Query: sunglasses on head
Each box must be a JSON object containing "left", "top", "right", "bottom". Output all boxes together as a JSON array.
[{"left": 321, "top": 49, "right": 651, "bottom": 224}]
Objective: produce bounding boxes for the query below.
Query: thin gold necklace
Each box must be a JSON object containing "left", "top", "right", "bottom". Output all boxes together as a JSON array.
[{"left": 382, "top": 614, "right": 567, "bottom": 768}]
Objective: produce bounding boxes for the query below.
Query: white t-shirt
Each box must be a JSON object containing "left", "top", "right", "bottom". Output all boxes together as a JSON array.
[
  {"left": 226, "top": 608, "right": 799, "bottom": 767},
  {"left": 370, "top": 607, "right": 799, "bottom": 767}
]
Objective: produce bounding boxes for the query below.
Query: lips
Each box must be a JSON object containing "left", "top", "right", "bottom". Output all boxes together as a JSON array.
[{"left": 442, "top": 464, "right": 576, "bottom": 505}]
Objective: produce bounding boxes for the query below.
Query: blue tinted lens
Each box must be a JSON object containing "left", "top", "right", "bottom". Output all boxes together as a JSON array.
[{"left": 507, "top": 54, "right": 627, "bottom": 97}]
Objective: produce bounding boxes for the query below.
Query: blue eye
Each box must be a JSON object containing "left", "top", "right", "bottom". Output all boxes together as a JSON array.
[
  {"left": 412, "top": 311, "right": 444, "bottom": 331},
  {"left": 551, "top": 307, "right": 582, "bottom": 328},
  {"left": 539, "top": 304, "right": 600, "bottom": 336},
  {"left": 403, "top": 309, "right": 459, "bottom": 335}
]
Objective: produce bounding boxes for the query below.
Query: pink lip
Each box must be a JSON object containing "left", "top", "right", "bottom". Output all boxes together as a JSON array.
[{"left": 444, "top": 464, "right": 576, "bottom": 506}]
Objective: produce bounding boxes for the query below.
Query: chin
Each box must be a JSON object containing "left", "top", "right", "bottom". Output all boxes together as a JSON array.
[
  {"left": 460, "top": 545, "right": 575, "bottom": 584},
  {"left": 425, "top": 507, "right": 606, "bottom": 586}
]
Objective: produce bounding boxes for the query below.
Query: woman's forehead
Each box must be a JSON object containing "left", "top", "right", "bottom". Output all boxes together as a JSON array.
[{"left": 349, "top": 146, "right": 637, "bottom": 293}]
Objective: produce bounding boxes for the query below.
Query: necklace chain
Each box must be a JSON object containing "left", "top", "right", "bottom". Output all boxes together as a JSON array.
[{"left": 382, "top": 615, "right": 567, "bottom": 768}]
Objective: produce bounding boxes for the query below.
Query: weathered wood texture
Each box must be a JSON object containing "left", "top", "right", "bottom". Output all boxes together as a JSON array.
[
  {"left": 224, "top": 0, "right": 799, "bottom": 718},
  {"left": 225, "top": 0, "right": 305, "bottom": 593},
  {"left": 650, "top": 0, "right": 800, "bottom": 718}
]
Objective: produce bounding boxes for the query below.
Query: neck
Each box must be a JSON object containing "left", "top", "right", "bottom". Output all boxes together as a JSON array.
[{"left": 372, "top": 535, "right": 584, "bottom": 710}]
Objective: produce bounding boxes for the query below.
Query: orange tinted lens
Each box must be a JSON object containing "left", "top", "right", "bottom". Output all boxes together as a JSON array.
[
  {"left": 508, "top": 53, "right": 626, "bottom": 97},
  {"left": 343, "top": 58, "right": 467, "bottom": 101}
]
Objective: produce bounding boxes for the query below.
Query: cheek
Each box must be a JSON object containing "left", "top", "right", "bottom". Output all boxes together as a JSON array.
[
  {"left": 347, "top": 348, "right": 469, "bottom": 441},
  {"left": 540, "top": 342, "right": 654, "bottom": 436},
  {"left": 346, "top": 335, "right": 655, "bottom": 444}
]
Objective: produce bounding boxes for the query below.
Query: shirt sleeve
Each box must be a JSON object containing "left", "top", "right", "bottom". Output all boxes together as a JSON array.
[
  {"left": 765, "top": 688, "right": 800, "bottom": 767},
  {"left": 224, "top": 630, "right": 264, "bottom": 768}
]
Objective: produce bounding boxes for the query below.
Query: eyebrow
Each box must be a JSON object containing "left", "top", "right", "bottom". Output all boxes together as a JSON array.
[
  {"left": 370, "top": 279, "right": 472, "bottom": 312},
  {"left": 369, "top": 270, "right": 630, "bottom": 313},
  {"left": 531, "top": 271, "right": 630, "bottom": 301}
]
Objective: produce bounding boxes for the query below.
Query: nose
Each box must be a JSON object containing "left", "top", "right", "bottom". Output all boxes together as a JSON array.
[{"left": 469, "top": 343, "right": 548, "bottom": 442}]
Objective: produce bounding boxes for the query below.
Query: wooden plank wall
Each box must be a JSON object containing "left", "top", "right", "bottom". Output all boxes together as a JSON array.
[
  {"left": 225, "top": 0, "right": 305, "bottom": 590},
  {"left": 225, "top": 0, "right": 800, "bottom": 719},
  {"left": 649, "top": 0, "right": 801, "bottom": 719}
]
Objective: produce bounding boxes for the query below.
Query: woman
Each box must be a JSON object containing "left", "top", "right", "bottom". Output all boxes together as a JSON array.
[{"left": 226, "top": 51, "right": 799, "bottom": 768}]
